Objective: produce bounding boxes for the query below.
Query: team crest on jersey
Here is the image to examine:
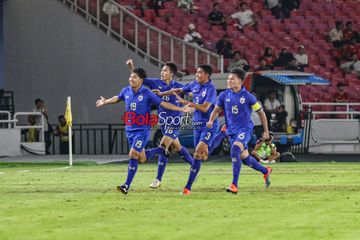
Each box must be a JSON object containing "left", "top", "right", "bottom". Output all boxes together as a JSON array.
[
  {"left": 202, "top": 90, "right": 207, "bottom": 97},
  {"left": 138, "top": 95, "right": 143, "bottom": 101},
  {"left": 158, "top": 86, "right": 162, "bottom": 89},
  {"left": 240, "top": 97, "right": 245, "bottom": 104},
  {"left": 226, "top": 98, "right": 230, "bottom": 102},
  {"left": 125, "top": 95, "right": 129, "bottom": 99}
]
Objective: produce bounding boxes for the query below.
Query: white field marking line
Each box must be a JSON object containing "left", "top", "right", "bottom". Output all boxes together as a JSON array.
[
  {"left": 42, "top": 166, "right": 72, "bottom": 171},
  {"left": 97, "top": 158, "right": 129, "bottom": 164},
  {"left": 0, "top": 172, "right": 5, "bottom": 175},
  {"left": 17, "top": 166, "right": 72, "bottom": 173}
]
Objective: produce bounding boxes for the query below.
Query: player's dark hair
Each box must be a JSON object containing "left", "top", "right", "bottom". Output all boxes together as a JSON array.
[
  {"left": 213, "top": 2, "right": 219, "bottom": 7},
  {"left": 346, "top": 21, "right": 352, "bottom": 27},
  {"left": 199, "top": 64, "right": 213, "bottom": 77},
  {"left": 34, "top": 98, "right": 43, "bottom": 105},
  {"left": 165, "top": 62, "right": 177, "bottom": 75},
  {"left": 58, "top": 115, "right": 65, "bottom": 120},
  {"left": 230, "top": 67, "right": 246, "bottom": 81},
  {"left": 240, "top": 2, "right": 247, "bottom": 7},
  {"left": 132, "top": 67, "right": 147, "bottom": 80}
]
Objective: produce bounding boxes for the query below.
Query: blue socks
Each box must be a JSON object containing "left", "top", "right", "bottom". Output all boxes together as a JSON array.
[
  {"left": 185, "top": 158, "right": 202, "bottom": 190},
  {"left": 208, "top": 131, "right": 227, "bottom": 154},
  {"left": 156, "top": 155, "right": 169, "bottom": 181},
  {"left": 178, "top": 146, "right": 194, "bottom": 165},
  {"left": 243, "top": 155, "right": 268, "bottom": 175},
  {"left": 125, "top": 158, "right": 138, "bottom": 187},
  {"left": 231, "top": 145, "right": 242, "bottom": 187},
  {"left": 145, "top": 147, "right": 164, "bottom": 160}
]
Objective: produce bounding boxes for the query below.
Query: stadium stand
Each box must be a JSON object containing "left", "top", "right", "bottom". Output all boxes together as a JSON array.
[{"left": 70, "top": 0, "right": 360, "bottom": 103}]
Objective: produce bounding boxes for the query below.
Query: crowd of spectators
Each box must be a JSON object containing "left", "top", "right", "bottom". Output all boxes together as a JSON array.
[{"left": 327, "top": 21, "right": 360, "bottom": 77}]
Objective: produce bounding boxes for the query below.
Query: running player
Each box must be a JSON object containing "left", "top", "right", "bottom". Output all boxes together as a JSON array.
[
  {"left": 207, "top": 68, "right": 272, "bottom": 194},
  {"left": 159, "top": 65, "right": 218, "bottom": 195},
  {"left": 126, "top": 59, "right": 195, "bottom": 188},
  {"left": 96, "top": 67, "right": 191, "bottom": 194}
]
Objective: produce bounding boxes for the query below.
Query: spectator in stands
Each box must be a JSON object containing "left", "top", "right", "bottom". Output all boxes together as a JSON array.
[
  {"left": 343, "top": 21, "right": 355, "bottom": 44},
  {"left": 333, "top": 82, "right": 348, "bottom": 103},
  {"left": 149, "top": 0, "right": 165, "bottom": 17},
  {"left": 263, "top": 47, "right": 276, "bottom": 69},
  {"left": 216, "top": 34, "right": 233, "bottom": 59},
  {"left": 102, "top": 0, "right": 120, "bottom": 17},
  {"left": 265, "top": 0, "right": 281, "bottom": 19},
  {"left": 340, "top": 53, "right": 360, "bottom": 77},
  {"left": 274, "top": 48, "right": 294, "bottom": 67},
  {"left": 342, "top": 38, "right": 360, "bottom": 61},
  {"left": 280, "top": 0, "right": 299, "bottom": 19},
  {"left": 184, "top": 23, "right": 204, "bottom": 47},
  {"left": 177, "top": 0, "right": 197, "bottom": 14},
  {"left": 34, "top": 98, "right": 52, "bottom": 155},
  {"left": 208, "top": 3, "right": 227, "bottom": 31},
  {"left": 135, "top": 0, "right": 149, "bottom": 17},
  {"left": 227, "top": 51, "right": 250, "bottom": 72},
  {"left": 285, "top": 58, "right": 301, "bottom": 71},
  {"left": 294, "top": 45, "right": 308, "bottom": 71},
  {"left": 26, "top": 115, "right": 39, "bottom": 143},
  {"left": 252, "top": 132, "right": 280, "bottom": 164},
  {"left": 255, "top": 57, "right": 272, "bottom": 71},
  {"left": 231, "top": 2, "right": 257, "bottom": 32},
  {"left": 328, "top": 21, "right": 344, "bottom": 49},
  {"left": 264, "top": 90, "right": 288, "bottom": 132}
]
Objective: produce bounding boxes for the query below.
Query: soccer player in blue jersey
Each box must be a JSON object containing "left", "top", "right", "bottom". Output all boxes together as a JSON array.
[
  {"left": 126, "top": 59, "right": 195, "bottom": 188},
  {"left": 207, "top": 68, "right": 272, "bottom": 194},
  {"left": 160, "top": 65, "right": 218, "bottom": 195},
  {"left": 96, "top": 67, "right": 192, "bottom": 194}
]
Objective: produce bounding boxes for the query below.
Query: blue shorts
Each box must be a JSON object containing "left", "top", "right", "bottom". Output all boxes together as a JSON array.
[
  {"left": 126, "top": 129, "right": 151, "bottom": 153},
  {"left": 228, "top": 129, "right": 252, "bottom": 150},
  {"left": 161, "top": 126, "right": 180, "bottom": 140},
  {"left": 194, "top": 126, "right": 216, "bottom": 147}
]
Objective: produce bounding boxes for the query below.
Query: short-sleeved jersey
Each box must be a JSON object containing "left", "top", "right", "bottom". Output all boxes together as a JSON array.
[
  {"left": 143, "top": 78, "right": 184, "bottom": 128},
  {"left": 183, "top": 79, "right": 218, "bottom": 128},
  {"left": 216, "top": 87, "right": 262, "bottom": 135},
  {"left": 118, "top": 85, "right": 163, "bottom": 132}
]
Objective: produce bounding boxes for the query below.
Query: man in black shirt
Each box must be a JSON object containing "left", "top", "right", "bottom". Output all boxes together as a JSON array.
[{"left": 208, "top": 3, "right": 226, "bottom": 30}]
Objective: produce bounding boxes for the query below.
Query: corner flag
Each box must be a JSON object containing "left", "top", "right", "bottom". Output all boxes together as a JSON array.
[
  {"left": 65, "top": 97, "right": 73, "bottom": 166},
  {"left": 65, "top": 97, "right": 72, "bottom": 127}
]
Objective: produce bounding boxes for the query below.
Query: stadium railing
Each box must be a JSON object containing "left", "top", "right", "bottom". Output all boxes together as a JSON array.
[
  {"left": 50, "top": 123, "right": 129, "bottom": 155},
  {"left": 59, "top": 0, "right": 224, "bottom": 74}
]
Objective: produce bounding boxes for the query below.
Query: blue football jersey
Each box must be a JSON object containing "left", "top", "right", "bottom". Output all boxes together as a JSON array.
[
  {"left": 118, "top": 85, "right": 163, "bottom": 132},
  {"left": 183, "top": 79, "right": 218, "bottom": 128},
  {"left": 144, "top": 78, "right": 184, "bottom": 128},
  {"left": 216, "top": 87, "right": 262, "bottom": 135}
]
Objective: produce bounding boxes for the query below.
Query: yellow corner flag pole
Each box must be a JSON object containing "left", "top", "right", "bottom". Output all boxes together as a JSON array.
[{"left": 65, "top": 96, "right": 73, "bottom": 166}]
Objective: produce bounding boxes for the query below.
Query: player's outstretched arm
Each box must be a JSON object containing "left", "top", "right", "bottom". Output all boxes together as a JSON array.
[
  {"left": 96, "top": 96, "right": 120, "bottom": 108},
  {"left": 192, "top": 101, "right": 213, "bottom": 113},
  {"left": 159, "top": 88, "right": 183, "bottom": 97},
  {"left": 257, "top": 109, "right": 269, "bottom": 140},
  {"left": 206, "top": 105, "right": 223, "bottom": 128},
  {"left": 160, "top": 101, "right": 193, "bottom": 113},
  {"left": 126, "top": 59, "right": 134, "bottom": 72}
]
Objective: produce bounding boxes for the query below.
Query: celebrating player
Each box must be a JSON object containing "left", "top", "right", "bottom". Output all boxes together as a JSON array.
[
  {"left": 159, "top": 65, "right": 218, "bottom": 195},
  {"left": 207, "top": 68, "right": 272, "bottom": 194},
  {"left": 126, "top": 59, "right": 195, "bottom": 188},
  {"left": 96, "top": 67, "right": 192, "bottom": 194}
]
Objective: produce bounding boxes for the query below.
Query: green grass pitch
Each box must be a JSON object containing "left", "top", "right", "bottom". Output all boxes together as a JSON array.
[{"left": 0, "top": 161, "right": 360, "bottom": 240}]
